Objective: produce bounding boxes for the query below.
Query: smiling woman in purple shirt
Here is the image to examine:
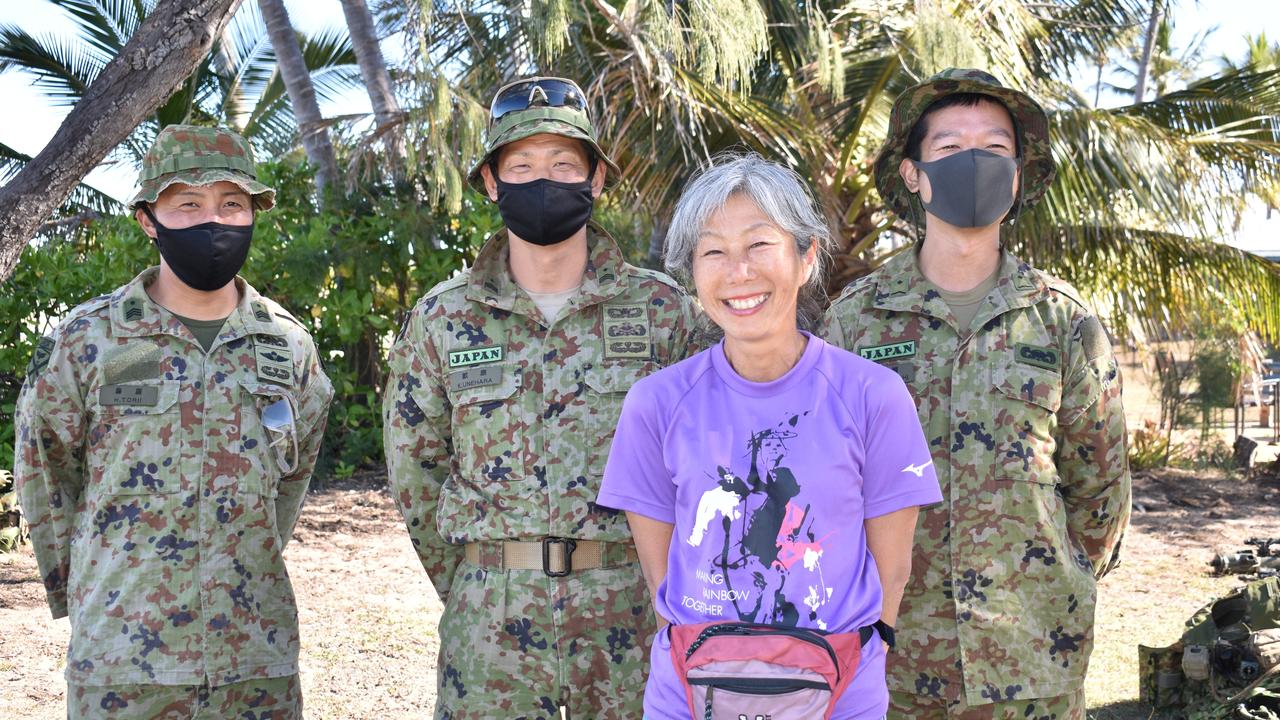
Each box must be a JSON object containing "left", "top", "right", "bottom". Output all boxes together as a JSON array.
[{"left": 596, "top": 153, "right": 943, "bottom": 720}]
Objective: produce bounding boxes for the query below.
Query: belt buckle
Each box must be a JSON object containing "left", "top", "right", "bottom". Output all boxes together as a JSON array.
[{"left": 542, "top": 537, "right": 577, "bottom": 577}]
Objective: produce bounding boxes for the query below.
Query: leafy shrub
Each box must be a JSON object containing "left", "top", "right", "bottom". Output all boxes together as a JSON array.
[{"left": 1128, "top": 419, "right": 1189, "bottom": 471}]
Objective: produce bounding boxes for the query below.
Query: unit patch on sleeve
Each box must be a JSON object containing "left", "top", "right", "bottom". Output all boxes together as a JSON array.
[{"left": 26, "top": 336, "right": 56, "bottom": 377}]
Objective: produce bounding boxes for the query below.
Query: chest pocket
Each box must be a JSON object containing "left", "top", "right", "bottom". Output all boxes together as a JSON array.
[
  {"left": 90, "top": 379, "right": 182, "bottom": 496},
  {"left": 584, "top": 361, "right": 656, "bottom": 477},
  {"left": 448, "top": 365, "right": 525, "bottom": 484},
  {"left": 238, "top": 381, "right": 301, "bottom": 497},
  {"left": 991, "top": 355, "right": 1063, "bottom": 485}
]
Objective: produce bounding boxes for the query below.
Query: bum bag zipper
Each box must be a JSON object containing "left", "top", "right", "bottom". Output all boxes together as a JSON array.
[{"left": 685, "top": 623, "right": 841, "bottom": 682}]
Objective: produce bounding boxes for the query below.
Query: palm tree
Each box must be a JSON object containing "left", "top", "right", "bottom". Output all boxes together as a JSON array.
[
  {"left": 1219, "top": 32, "right": 1280, "bottom": 216},
  {"left": 1105, "top": 13, "right": 1212, "bottom": 101},
  {"left": 395, "top": 0, "right": 1280, "bottom": 342},
  {"left": 338, "top": 0, "right": 403, "bottom": 170},
  {"left": 0, "top": 0, "right": 361, "bottom": 195},
  {"left": 257, "top": 0, "right": 340, "bottom": 196}
]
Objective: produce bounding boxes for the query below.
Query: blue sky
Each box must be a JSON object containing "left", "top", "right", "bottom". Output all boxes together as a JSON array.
[{"left": 1, "top": 0, "right": 1277, "bottom": 251}]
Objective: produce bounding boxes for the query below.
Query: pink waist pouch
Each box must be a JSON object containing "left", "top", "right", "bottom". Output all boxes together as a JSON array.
[{"left": 667, "top": 621, "right": 881, "bottom": 720}]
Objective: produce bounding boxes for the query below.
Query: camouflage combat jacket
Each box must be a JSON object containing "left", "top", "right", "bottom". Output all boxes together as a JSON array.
[
  {"left": 383, "top": 225, "right": 696, "bottom": 599},
  {"left": 821, "top": 250, "right": 1130, "bottom": 704},
  {"left": 15, "top": 268, "right": 333, "bottom": 686}
]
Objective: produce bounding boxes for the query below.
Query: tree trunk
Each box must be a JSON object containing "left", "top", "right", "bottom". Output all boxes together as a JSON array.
[
  {"left": 1094, "top": 57, "right": 1104, "bottom": 107},
  {"left": 257, "top": 0, "right": 340, "bottom": 198},
  {"left": 1133, "top": 0, "right": 1163, "bottom": 103},
  {"left": 337, "top": 0, "right": 403, "bottom": 166},
  {"left": 0, "top": 0, "right": 244, "bottom": 283}
]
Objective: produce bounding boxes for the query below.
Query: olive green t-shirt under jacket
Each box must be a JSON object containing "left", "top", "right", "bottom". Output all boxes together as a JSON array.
[
  {"left": 171, "top": 312, "right": 228, "bottom": 353},
  {"left": 932, "top": 267, "right": 1000, "bottom": 333}
]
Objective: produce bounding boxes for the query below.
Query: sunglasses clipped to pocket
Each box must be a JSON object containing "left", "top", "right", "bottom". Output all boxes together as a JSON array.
[{"left": 260, "top": 397, "right": 299, "bottom": 476}]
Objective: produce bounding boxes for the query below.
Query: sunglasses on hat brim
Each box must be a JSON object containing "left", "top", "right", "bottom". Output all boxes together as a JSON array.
[{"left": 489, "top": 77, "right": 589, "bottom": 125}]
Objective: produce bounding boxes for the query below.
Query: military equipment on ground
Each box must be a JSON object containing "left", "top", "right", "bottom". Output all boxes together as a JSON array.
[
  {"left": 1140, "top": 577, "right": 1280, "bottom": 718},
  {"left": 0, "top": 469, "right": 28, "bottom": 553},
  {"left": 1214, "top": 539, "right": 1280, "bottom": 578}
]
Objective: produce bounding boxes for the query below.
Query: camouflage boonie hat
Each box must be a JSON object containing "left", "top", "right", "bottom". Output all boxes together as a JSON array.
[
  {"left": 128, "top": 124, "right": 275, "bottom": 211},
  {"left": 466, "top": 77, "right": 621, "bottom": 193},
  {"left": 875, "top": 68, "right": 1056, "bottom": 222}
]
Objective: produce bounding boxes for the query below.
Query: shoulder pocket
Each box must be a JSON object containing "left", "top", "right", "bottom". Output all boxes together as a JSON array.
[
  {"left": 584, "top": 361, "right": 654, "bottom": 395},
  {"left": 993, "top": 356, "right": 1062, "bottom": 413}
]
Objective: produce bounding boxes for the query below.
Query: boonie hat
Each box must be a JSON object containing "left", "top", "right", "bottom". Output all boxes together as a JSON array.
[
  {"left": 466, "top": 76, "right": 621, "bottom": 193},
  {"left": 129, "top": 124, "right": 276, "bottom": 211},
  {"left": 875, "top": 68, "right": 1056, "bottom": 221}
]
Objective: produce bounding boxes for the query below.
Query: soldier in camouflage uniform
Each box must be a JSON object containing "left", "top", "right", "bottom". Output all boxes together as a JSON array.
[
  {"left": 821, "top": 69, "right": 1131, "bottom": 719},
  {"left": 382, "top": 76, "right": 697, "bottom": 719},
  {"left": 15, "top": 125, "right": 333, "bottom": 719}
]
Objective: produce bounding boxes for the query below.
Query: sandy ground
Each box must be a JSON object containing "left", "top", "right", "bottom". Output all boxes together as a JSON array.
[
  {"left": 0, "top": 476, "right": 443, "bottom": 719},
  {"left": 5, "top": 467, "right": 1279, "bottom": 719}
]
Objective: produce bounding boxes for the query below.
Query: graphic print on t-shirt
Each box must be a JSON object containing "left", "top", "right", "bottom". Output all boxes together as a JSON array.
[{"left": 685, "top": 410, "right": 838, "bottom": 629}]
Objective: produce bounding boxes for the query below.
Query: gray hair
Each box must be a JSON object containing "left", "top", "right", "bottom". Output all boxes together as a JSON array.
[{"left": 663, "top": 152, "right": 834, "bottom": 332}]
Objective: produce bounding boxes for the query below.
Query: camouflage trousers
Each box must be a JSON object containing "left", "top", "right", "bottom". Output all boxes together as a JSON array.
[
  {"left": 68, "top": 674, "right": 300, "bottom": 719},
  {"left": 434, "top": 559, "right": 655, "bottom": 720},
  {"left": 889, "top": 689, "right": 1085, "bottom": 720}
]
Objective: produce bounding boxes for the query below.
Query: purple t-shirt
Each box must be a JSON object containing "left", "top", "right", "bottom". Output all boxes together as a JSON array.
[{"left": 597, "top": 334, "right": 941, "bottom": 720}]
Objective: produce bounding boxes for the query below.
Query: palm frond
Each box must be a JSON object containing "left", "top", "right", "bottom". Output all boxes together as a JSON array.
[
  {"left": 0, "top": 139, "right": 124, "bottom": 215},
  {"left": 45, "top": 0, "right": 144, "bottom": 58},
  {"left": 1024, "top": 0, "right": 1149, "bottom": 76},
  {"left": 1008, "top": 223, "right": 1280, "bottom": 343},
  {"left": 300, "top": 27, "right": 362, "bottom": 103},
  {"left": 1123, "top": 67, "right": 1280, "bottom": 136},
  {"left": 0, "top": 24, "right": 104, "bottom": 105}
]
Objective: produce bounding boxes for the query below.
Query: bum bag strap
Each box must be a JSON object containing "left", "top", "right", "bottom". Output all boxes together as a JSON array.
[{"left": 870, "top": 620, "right": 895, "bottom": 649}]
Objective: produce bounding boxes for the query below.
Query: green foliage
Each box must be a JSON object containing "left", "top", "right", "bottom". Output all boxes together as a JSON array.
[
  {"left": 229, "top": 161, "right": 500, "bottom": 476},
  {"left": 1185, "top": 435, "right": 1236, "bottom": 472},
  {"left": 0, "top": 159, "right": 500, "bottom": 480},
  {"left": 1128, "top": 419, "right": 1188, "bottom": 471},
  {"left": 1191, "top": 333, "right": 1243, "bottom": 442},
  {"left": 0, "top": 215, "right": 155, "bottom": 471}
]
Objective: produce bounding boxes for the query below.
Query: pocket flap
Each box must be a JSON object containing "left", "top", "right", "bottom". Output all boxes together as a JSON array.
[
  {"left": 993, "top": 357, "right": 1062, "bottom": 413},
  {"left": 585, "top": 362, "right": 656, "bottom": 394},
  {"left": 239, "top": 380, "right": 297, "bottom": 404}
]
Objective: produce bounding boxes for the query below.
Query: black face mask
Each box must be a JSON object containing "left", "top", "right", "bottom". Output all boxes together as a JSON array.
[
  {"left": 494, "top": 163, "right": 596, "bottom": 247},
  {"left": 142, "top": 206, "right": 253, "bottom": 291},
  {"left": 911, "top": 149, "right": 1019, "bottom": 228}
]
